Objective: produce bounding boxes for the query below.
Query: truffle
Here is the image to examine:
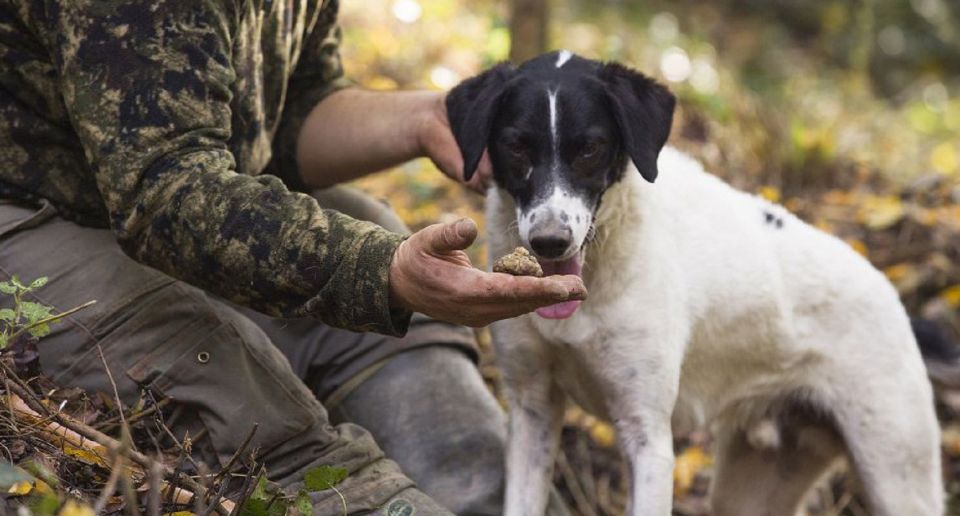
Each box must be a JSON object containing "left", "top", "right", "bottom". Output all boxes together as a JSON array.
[{"left": 493, "top": 247, "right": 543, "bottom": 277}]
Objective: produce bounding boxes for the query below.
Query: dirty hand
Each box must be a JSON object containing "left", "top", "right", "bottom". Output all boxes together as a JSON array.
[
  {"left": 417, "top": 92, "right": 493, "bottom": 194},
  {"left": 389, "top": 218, "right": 587, "bottom": 327}
]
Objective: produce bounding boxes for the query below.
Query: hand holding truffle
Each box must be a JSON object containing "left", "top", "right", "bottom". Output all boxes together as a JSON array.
[{"left": 389, "top": 218, "right": 587, "bottom": 327}]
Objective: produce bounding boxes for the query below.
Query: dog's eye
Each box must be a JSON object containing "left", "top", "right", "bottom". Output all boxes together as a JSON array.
[
  {"left": 502, "top": 139, "right": 527, "bottom": 158},
  {"left": 580, "top": 140, "right": 605, "bottom": 159}
]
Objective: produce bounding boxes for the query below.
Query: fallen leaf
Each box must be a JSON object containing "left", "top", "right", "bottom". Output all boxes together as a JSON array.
[
  {"left": 859, "top": 195, "right": 905, "bottom": 230},
  {"left": 589, "top": 422, "right": 617, "bottom": 448},
  {"left": 673, "top": 445, "right": 713, "bottom": 498},
  {"left": 8, "top": 480, "right": 33, "bottom": 496},
  {"left": 940, "top": 285, "right": 960, "bottom": 308},
  {"left": 58, "top": 499, "right": 95, "bottom": 516},
  {"left": 758, "top": 185, "right": 781, "bottom": 203}
]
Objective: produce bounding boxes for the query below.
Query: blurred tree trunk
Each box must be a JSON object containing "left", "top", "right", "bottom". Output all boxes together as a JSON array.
[{"left": 509, "top": 0, "right": 549, "bottom": 63}]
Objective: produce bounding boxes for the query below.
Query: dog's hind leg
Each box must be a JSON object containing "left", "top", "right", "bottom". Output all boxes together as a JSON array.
[
  {"left": 709, "top": 417, "right": 845, "bottom": 516},
  {"left": 823, "top": 367, "right": 943, "bottom": 516}
]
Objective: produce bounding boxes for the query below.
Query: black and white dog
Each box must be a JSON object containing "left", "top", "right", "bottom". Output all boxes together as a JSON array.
[{"left": 446, "top": 52, "right": 943, "bottom": 516}]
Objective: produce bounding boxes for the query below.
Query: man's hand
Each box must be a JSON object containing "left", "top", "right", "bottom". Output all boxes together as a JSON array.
[
  {"left": 416, "top": 92, "right": 493, "bottom": 194},
  {"left": 389, "top": 218, "right": 587, "bottom": 327}
]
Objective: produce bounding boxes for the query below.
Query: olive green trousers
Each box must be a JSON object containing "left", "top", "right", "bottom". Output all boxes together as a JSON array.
[{"left": 0, "top": 188, "right": 510, "bottom": 515}]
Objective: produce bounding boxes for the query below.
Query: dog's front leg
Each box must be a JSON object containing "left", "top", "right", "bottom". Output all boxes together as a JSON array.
[
  {"left": 594, "top": 333, "right": 682, "bottom": 516},
  {"left": 492, "top": 321, "right": 564, "bottom": 516},
  {"left": 617, "top": 407, "right": 674, "bottom": 515}
]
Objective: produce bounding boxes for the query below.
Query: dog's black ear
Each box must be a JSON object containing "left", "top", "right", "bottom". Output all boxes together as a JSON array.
[
  {"left": 600, "top": 63, "right": 676, "bottom": 182},
  {"left": 445, "top": 63, "right": 515, "bottom": 181}
]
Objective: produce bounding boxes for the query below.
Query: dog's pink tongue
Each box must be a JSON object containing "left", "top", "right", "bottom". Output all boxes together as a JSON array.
[{"left": 536, "top": 255, "right": 583, "bottom": 319}]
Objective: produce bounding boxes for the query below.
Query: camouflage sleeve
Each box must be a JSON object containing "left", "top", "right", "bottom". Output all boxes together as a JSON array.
[
  {"left": 269, "top": 0, "right": 352, "bottom": 192},
  {"left": 47, "top": 0, "right": 412, "bottom": 335}
]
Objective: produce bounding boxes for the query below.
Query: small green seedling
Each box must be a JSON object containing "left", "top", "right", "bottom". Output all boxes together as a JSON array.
[{"left": 0, "top": 275, "right": 95, "bottom": 350}]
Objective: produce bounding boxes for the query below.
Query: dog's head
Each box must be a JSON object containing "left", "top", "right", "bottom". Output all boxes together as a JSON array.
[{"left": 446, "top": 52, "right": 675, "bottom": 315}]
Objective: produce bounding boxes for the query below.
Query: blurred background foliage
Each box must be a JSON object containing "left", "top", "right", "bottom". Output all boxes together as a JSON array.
[{"left": 340, "top": 0, "right": 960, "bottom": 513}]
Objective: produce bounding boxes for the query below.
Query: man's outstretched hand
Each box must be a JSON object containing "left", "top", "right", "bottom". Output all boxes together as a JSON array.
[{"left": 389, "top": 218, "right": 587, "bottom": 327}]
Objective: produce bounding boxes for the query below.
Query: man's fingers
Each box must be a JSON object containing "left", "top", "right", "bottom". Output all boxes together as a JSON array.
[
  {"left": 417, "top": 217, "right": 478, "bottom": 254},
  {"left": 477, "top": 273, "right": 587, "bottom": 305}
]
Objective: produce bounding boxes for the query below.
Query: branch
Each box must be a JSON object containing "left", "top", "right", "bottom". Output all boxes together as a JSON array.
[
  {"left": 8, "top": 300, "right": 97, "bottom": 342},
  {"left": 1, "top": 367, "right": 234, "bottom": 515}
]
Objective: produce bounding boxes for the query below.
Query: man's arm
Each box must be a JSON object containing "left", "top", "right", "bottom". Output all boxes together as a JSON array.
[
  {"left": 48, "top": 0, "right": 412, "bottom": 334},
  {"left": 295, "top": 89, "right": 490, "bottom": 192}
]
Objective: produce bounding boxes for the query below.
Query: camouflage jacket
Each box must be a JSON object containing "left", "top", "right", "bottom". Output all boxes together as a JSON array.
[{"left": 0, "top": 0, "right": 411, "bottom": 335}]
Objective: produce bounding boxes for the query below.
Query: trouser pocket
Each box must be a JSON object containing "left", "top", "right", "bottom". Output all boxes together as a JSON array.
[{"left": 121, "top": 283, "right": 323, "bottom": 466}]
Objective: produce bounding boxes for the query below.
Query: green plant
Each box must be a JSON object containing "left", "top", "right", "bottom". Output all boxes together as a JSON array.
[
  {"left": 0, "top": 276, "right": 95, "bottom": 350},
  {"left": 238, "top": 465, "right": 349, "bottom": 516}
]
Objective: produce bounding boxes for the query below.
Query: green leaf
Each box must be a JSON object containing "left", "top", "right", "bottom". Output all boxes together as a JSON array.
[
  {"left": 250, "top": 475, "right": 270, "bottom": 501},
  {"left": 29, "top": 277, "right": 48, "bottom": 290},
  {"left": 238, "top": 498, "right": 288, "bottom": 516},
  {"left": 9, "top": 276, "right": 24, "bottom": 290},
  {"left": 18, "top": 301, "right": 52, "bottom": 325},
  {"left": 238, "top": 498, "right": 268, "bottom": 516},
  {"left": 295, "top": 490, "right": 313, "bottom": 516},
  {"left": 303, "top": 466, "right": 348, "bottom": 492},
  {"left": 0, "top": 282, "right": 16, "bottom": 295},
  {"left": 0, "top": 333, "right": 7, "bottom": 349},
  {"left": 0, "top": 308, "right": 15, "bottom": 322},
  {"left": 28, "top": 323, "right": 51, "bottom": 338}
]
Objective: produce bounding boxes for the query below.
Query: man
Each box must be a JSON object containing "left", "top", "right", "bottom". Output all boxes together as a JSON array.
[{"left": 0, "top": 0, "right": 585, "bottom": 513}]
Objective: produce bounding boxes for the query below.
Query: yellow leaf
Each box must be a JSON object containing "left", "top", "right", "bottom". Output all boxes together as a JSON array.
[
  {"left": 7, "top": 480, "right": 33, "bottom": 496},
  {"left": 884, "top": 263, "right": 912, "bottom": 282},
  {"left": 58, "top": 500, "right": 95, "bottom": 516},
  {"left": 758, "top": 186, "right": 780, "bottom": 203},
  {"left": 846, "top": 238, "right": 868, "bottom": 257},
  {"left": 859, "top": 195, "right": 905, "bottom": 230},
  {"left": 940, "top": 285, "right": 960, "bottom": 308},
  {"left": 589, "top": 422, "right": 617, "bottom": 448},
  {"left": 942, "top": 424, "right": 960, "bottom": 456},
  {"left": 63, "top": 445, "right": 109, "bottom": 468},
  {"left": 931, "top": 142, "right": 958, "bottom": 176},
  {"left": 163, "top": 512, "right": 195, "bottom": 516},
  {"left": 673, "top": 445, "right": 712, "bottom": 498}
]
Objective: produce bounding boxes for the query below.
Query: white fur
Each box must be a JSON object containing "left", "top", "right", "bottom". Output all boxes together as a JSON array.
[
  {"left": 487, "top": 147, "right": 943, "bottom": 516},
  {"left": 516, "top": 185, "right": 592, "bottom": 255},
  {"left": 556, "top": 50, "right": 573, "bottom": 68},
  {"left": 547, "top": 89, "right": 559, "bottom": 161}
]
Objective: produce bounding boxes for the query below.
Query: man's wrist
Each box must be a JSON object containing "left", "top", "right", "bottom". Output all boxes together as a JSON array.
[{"left": 411, "top": 91, "right": 447, "bottom": 158}]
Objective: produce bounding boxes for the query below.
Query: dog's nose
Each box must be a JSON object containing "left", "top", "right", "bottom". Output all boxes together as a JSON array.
[{"left": 530, "top": 228, "right": 572, "bottom": 259}]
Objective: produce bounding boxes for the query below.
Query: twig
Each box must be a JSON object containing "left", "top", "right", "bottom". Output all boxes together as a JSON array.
[
  {"left": 157, "top": 417, "right": 204, "bottom": 473},
  {"left": 97, "top": 398, "right": 171, "bottom": 432},
  {"left": 93, "top": 452, "right": 126, "bottom": 513},
  {"left": 119, "top": 442, "right": 139, "bottom": 516},
  {"left": 229, "top": 463, "right": 263, "bottom": 516},
  {"left": 212, "top": 423, "right": 258, "bottom": 486},
  {"left": 331, "top": 486, "right": 348, "bottom": 516},
  {"left": 3, "top": 378, "right": 17, "bottom": 433},
  {"left": 147, "top": 460, "right": 162, "bottom": 516},
  {"left": 557, "top": 450, "right": 599, "bottom": 516},
  {"left": 2, "top": 377, "right": 233, "bottom": 515},
  {"left": 7, "top": 300, "right": 97, "bottom": 342},
  {"left": 95, "top": 342, "right": 136, "bottom": 453},
  {"left": 198, "top": 473, "right": 234, "bottom": 516}
]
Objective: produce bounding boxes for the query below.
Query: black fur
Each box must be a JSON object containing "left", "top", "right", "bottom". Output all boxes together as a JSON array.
[
  {"left": 446, "top": 52, "right": 676, "bottom": 259},
  {"left": 599, "top": 63, "right": 676, "bottom": 182},
  {"left": 445, "top": 63, "right": 516, "bottom": 181}
]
